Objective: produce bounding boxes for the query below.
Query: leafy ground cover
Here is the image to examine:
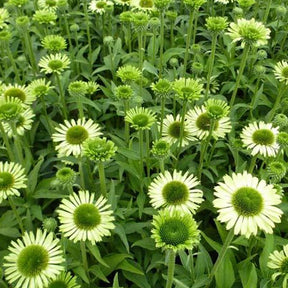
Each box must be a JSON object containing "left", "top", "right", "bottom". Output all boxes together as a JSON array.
[{"left": 0, "top": 0, "right": 288, "bottom": 287}]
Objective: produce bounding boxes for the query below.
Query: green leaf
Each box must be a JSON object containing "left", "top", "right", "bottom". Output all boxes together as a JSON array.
[
  {"left": 259, "top": 234, "right": 274, "bottom": 277},
  {"left": 86, "top": 242, "right": 109, "bottom": 268},
  {"left": 73, "top": 266, "right": 89, "bottom": 284},
  {"left": 114, "top": 223, "right": 130, "bottom": 253},
  {"left": 122, "top": 271, "right": 151, "bottom": 288},
  {"left": 102, "top": 253, "right": 133, "bottom": 276},
  {"left": 238, "top": 261, "right": 258, "bottom": 288},
  {"left": 30, "top": 205, "right": 43, "bottom": 221},
  {"left": 117, "top": 259, "right": 144, "bottom": 275},
  {"left": 132, "top": 237, "right": 156, "bottom": 251},
  {"left": 28, "top": 155, "right": 44, "bottom": 193},
  {"left": 0, "top": 228, "right": 20, "bottom": 238},
  {"left": 89, "top": 265, "right": 110, "bottom": 283},
  {"left": 215, "top": 254, "right": 235, "bottom": 288},
  {"left": 200, "top": 231, "right": 222, "bottom": 253}
]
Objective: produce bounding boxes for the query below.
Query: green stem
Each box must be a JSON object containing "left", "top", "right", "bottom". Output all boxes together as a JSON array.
[
  {"left": 0, "top": 122, "right": 15, "bottom": 161},
  {"left": 83, "top": 0, "right": 92, "bottom": 63},
  {"left": 249, "top": 79, "right": 261, "bottom": 120},
  {"left": 205, "top": 229, "right": 234, "bottom": 288},
  {"left": 23, "top": 29, "right": 38, "bottom": 75},
  {"left": 98, "top": 161, "right": 107, "bottom": 197},
  {"left": 124, "top": 100, "right": 130, "bottom": 144},
  {"left": 182, "top": 10, "right": 195, "bottom": 78},
  {"left": 80, "top": 241, "right": 90, "bottom": 283},
  {"left": 230, "top": 44, "right": 250, "bottom": 107},
  {"left": 139, "top": 129, "right": 144, "bottom": 178},
  {"left": 266, "top": 84, "right": 287, "bottom": 122},
  {"left": 40, "top": 95, "right": 53, "bottom": 135},
  {"left": 192, "top": 11, "right": 198, "bottom": 46},
  {"left": 159, "top": 11, "right": 165, "bottom": 78},
  {"left": 63, "top": 12, "right": 73, "bottom": 50},
  {"left": 7, "top": 47, "right": 21, "bottom": 83},
  {"left": 145, "top": 129, "right": 150, "bottom": 178},
  {"left": 78, "top": 157, "right": 85, "bottom": 189},
  {"left": 55, "top": 73, "right": 68, "bottom": 119},
  {"left": 248, "top": 154, "right": 258, "bottom": 174},
  {"left": 263, "top": 0, "right": 272, "bottom": 23},
  {"left": 165, "top": 249, "right": 176, "bottom": 288},
  {"left": 159, "top": 96, "right": 166, "bottom": 136},
  {"left": 9, "top": 197, "right": 25, "bottom": 234},
  {"left": 177, "top": 100, "right": 188, "bottom": 157},
  {"left": 204, "top": 34, "right": 218, "bottom": 100},
  {"left": 159, "top": 158, "right": 165, "bottom": 173},
  {"left": 198, "top": 120, "right": 215, "bottom": 180}
]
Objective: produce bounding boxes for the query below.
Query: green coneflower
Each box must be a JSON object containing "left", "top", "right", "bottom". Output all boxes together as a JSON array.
[
  {"left": 151, "top": 79, "right": 172, "bottom": 97},
  {"left": 57, "top": 190, "right": 115, "bottom": 244},
  {"left": 273, "top": 114, "right": 288, "bottom": 129},
  {"left": 277, "top": 132, "right": 288, "bottom": 149},
  {"left": 151, "top": 139, "right": 171, "bottom": 158},
  {"left": 125, "top": 107, "right": 156, "bottom": 130},
  {"left": 27, "top": 78, "right": 53, "bottom": 98},
  {"left": 266, "top": 161, "right": 287, "bottom": 183},
  {"left": 151, "top": 209, "right": 200, "bottom": 252},
  {"left": 173, "top": 78, "right": 204, "bottom": 102},
  {"left": 56, "top": 167, "right": 76, "bottom": 187},
  {"left": 33, "top": 9, "right": 57, "bottom": 25},
  {"left": 0, "top": 98, "right": 23, "bottom": 122},
  {"left": 115, "top": 85, "right": 133, "bottom": 100},
  {"left": 274, "top": 60, "right": 288, "bottom": 85},
  {"left": 148, "top": 170, "right": 204, "bottom": 214},
  {"left": 2, "top": 107, "right": 34, "bottom": 138},
  {"left": 268, "top": 245, "right": 288, "bottom": 285},
  {"left": 68, "top": 81, "right": 87, "bottom": 98},
  {"left": 226, "top": 18, "right": 270, "bottom": 47},
  {"left": 52, "top": 118, "right": 102, "bottom": 157},
  {"left": 42, "top": 217, "right": 58, "bottom": 233},
  {"left": 213, "top": 171, "right": 283, "bottom": 238},
  {"left": 237, "top": 0, "right": 255, "bottom": 9},
  {"left": 240, "top": 121, "right": 280, "bottom": 157},
  {"left": 131, "top": 11, "right": 150, "bottom": 29},
  {"left": 204, "top": 98, "right": 230, "bottom": 120},
  {"left": 85, "top": 81, "right": 99, "bottom": 95},
  {"left": 0, "top": 162, "right": 27, "bottom": 204},
  {"left": 162, "top": 114, "right": 196, "bottom": 146},
  {"left": 114, "top": 0, "right": 130, "bottom": 6},
  {"left": 7, "top": 0, "right": 28, "bottom": 7},
  {"left": 3, "top": 229, "right": 65, "bottom": 288},
  {"left": 116, "top": 65, "right": 142, "bottom": 84},
  {"left": 183, "top": 0, "right": 207, "bottom": 10},
  {"left": 205, "top": 16, "right": 228, "bottom": 33},
  {"left": 186, "top": 105, "right": 232, "bottom": 140},
  {"left": 2, "top": 84, "right": 36, "bottom": 105},
  {"left": 82, "top": 137, "right": 117, "bottom": 162},
  {"left": 38, "top": 53, "right": 71, "bottom": 75},
  {"left": 45, "top": 272, "right": 80, "bottom": 288},
  {"left": 41, "top": 35, "right": 67, "bottom": 52},
  {"left": 0, "top": 8, "right": 9, "bottom": 29},
  {"left": 38, "top": 0, "right": 59, "bottom": 10},
  {"left": 89, "top": 0, "right": 114, "bottom": 14},
  {"left": 130, "top": 0, "right": 155, "bottom": 11}
]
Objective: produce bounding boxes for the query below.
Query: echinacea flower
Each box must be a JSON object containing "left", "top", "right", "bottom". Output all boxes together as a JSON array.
[
  {"left": 0, "top": 162, "right": 27, "bottom": 204},
  {"left": 125, "top": 107, "right": 156, "bottom": 130},
  {"left": 116, "top": 65, "right": 142, "bottom": 84},
  {"left": 0, "top": 8, "right": 9, "bottom": 29},
  {"left": 162, "top": 114, "right": 196, "bottom": 146},
  {"left": 52, "top": 118, "right": 102, "bottom": 157},
  {"left": 240, "top": 121, "right": 280, "bottom": 157},
  {"left": 205, "top": 16, "right": 228, "bottom": 33},
  {"left": 89, "top": 0, "right": 113, "bottom": 14},
  {"left": 130, "top": 0, "right": 155, "bottom": 11},
  {"left": 226, "top": 18, "right": 270, "bottom": 47},
  {"left": 173, "top": 78, "right": 204, "bottom": 101},
  {"left": 186, "top": 105, "right": 232, "bottom": 140},
  {"left": 2, "top": 84, "right": 36, "bottom": 105},
  {"left": 41, "top": 35, "right": 67, "bottom": 52},
  {"left": 148, "top": 170, "right": 204, "bottom": 214},
  {"left": 27, "top": 78, "right": 53, "bottom": 98},
  {"left": 2, "top": 107, "right": 34, "bottom": 138},
  {"left": 213, "top": 171, "right": 283, "bottom": 238},
  {"left": 115, "top": 85, "right": 133, "bottom": 100},
  {"left": 33, "top": 9, "right": 57, "bottom": 25},
  {"left": 151, "top": 139, "right": 171, "bottom": 158},
  {"left": 268, "top": 244, "right": 288, "bottom": 283},
  {"left": 0, "top": 97, "right": 23, "bottom": 121},
  {"left": 56, "top": 167, "right": 76, "bottom": 186},
  {"left": 82, "top": 137, "right": 117, "bottom": 162},
  {"left": 38, "top": 0, "right": 59, "bottom": 10},
  {"left": 39, "top": 53, "right": 70, "bottom": 75},
  {"left": 274, "top": 60, "right": 288, "bottom": 85},
  {"left": 45, "top": 271, "right": 80, "bottom": 288},
  {"left": 151, "top": 209, "right": 200, "bottom": 252},
  {"left": 151, "top": 79, "right": 172, "bottom": 97},
  {"left": 57, "top": 190, "right": 115, "bottom": 244},
  {"left": 3, "top": 229, "right": 65, "bottom": 288}
]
